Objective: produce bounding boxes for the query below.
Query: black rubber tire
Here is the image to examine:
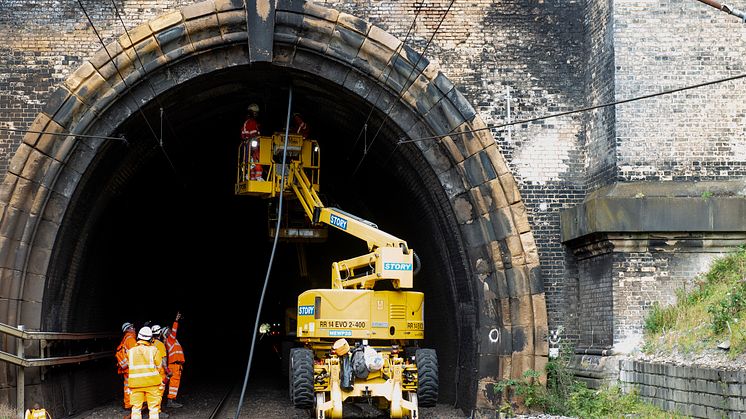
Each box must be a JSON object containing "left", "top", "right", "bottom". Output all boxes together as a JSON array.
[
  {"left": 415, "top": 348, "right": 439, "bottom": 407},
  {"left": 289, "top": 348, "right": 315, "bottom": 408}
]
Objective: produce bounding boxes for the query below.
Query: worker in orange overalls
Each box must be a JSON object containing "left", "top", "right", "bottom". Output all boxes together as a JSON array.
[
  {"left": 160, "top": 312, "right": 185, "bottom": 408},
  {"left": 116, "top": 322, "right": 138, "bottom": 410},
  {"left": 127, "top": 326, "right": 165, "bottom": 419},
  {"left": 241, "top": 103, "right": 263, "bottom": 181}
]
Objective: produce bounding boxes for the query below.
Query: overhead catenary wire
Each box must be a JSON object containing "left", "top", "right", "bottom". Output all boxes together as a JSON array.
[
  {"left": 347, "top": 0, "right": 427, "bottom": 158},
  {"left": 397, "top": 72, "right": 746, "bottom": 145},
  {"left": 234, "top": 85, "right": 294, "bottom": 419},
  {"left": 109, "top": 0, "right": 179, "bottom": 148},
  {"left": 350, "top": 0, "right": 456, "bottom": 178},
  {"left": 0, "top": 127, "right": 126, "bottom": 142},
  {"left": 76, "top": 0, "right": 178, "bottom": 174}
]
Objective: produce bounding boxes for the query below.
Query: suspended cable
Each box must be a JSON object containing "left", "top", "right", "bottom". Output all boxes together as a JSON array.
[
  {"left": 109, "top": 0, "right": 179, "bottom": 147},
  {"left": 397, "top": 72, "right": 746, "bottom": 145},
  {"left": 350, "top": 0, "right": 456, "bottom": 177},
  {"left": 235, "top": 85, "right": 294, "bottom": 419},
  {"left": 76, "top": 0, "right": 178, "bottom": 174},
  {"left": 347, "top": 0, "right": 427, "bottom": 158},
  {"left": 0, "top": 127, "right": 126, "bottom": 142}
]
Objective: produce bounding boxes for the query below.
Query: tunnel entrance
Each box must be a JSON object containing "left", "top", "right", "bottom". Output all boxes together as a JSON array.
[
  {"left": 0, "top": 1, "right": 548, "bottom": 415},
  {"left": 43, "top": 65, "right": 468, "bottom": 405}
]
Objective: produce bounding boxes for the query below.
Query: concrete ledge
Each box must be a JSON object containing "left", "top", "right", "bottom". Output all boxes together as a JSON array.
[{"left": 561, "top": 181, "right": 746, "bottom": 242}]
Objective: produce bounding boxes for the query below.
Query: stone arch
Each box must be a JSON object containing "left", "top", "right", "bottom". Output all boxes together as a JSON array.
[{"left": 0, "top": 0, "right": 547, "bottom": 410}]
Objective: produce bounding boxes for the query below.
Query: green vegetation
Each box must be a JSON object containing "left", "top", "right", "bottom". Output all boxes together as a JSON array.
[
  {"left": 643, "top": 247, "right": 746, "bottom": 356},
  {"left": 496, "top": 249, "right": 746, "bottom": 417},
  {"left": 494, "top": 344, "right": 677, "bottom": 418}
]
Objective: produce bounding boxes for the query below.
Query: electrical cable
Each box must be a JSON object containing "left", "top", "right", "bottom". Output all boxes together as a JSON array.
[
  {"left": 397, "top": 72, "right": 746, "bottom": 145},
  {"left": 0, "top": 127, "right": 126, "bottom": 142},
  {"left": 76, "top": 0, "right": 178, "bottom": 174},
  {"left": 347, "top": 0, "right": 427, "bottom": 158},
  {"left": 109, "top": 0, "right": 179, "bottom": 147},
  {"left": 234, "top": 85, "right": 294, "bottom": 419},
  {"left": 350, "top": 0, "right": 456, "bottom": 178}
]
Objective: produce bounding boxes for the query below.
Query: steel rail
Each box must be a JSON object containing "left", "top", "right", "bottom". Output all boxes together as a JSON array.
[{"left": 209, "top": 384, "right": 236, "bottom": 419}]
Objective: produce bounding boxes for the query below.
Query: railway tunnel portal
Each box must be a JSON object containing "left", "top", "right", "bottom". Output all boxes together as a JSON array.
[{"left": 0, "top": 0, "right": 547, "bottom": 414}]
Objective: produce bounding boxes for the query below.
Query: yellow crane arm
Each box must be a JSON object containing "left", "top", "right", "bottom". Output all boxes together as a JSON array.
[{"left": 286, "top": 161, "right": 415, "bottom": 290}]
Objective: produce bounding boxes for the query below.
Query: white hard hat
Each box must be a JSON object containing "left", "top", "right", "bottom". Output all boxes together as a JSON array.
[
  {"left": 138, "top": 326, "right": 153, "bottom": 341},
  {"left": 121, "top": 322, "right": 134, "bottom": 333},
  {"left": 151, "top": 325, "right": 162, "bottom": 335},
  {"left": 248, "top": 103, "right": 259, "bottom": 113}
]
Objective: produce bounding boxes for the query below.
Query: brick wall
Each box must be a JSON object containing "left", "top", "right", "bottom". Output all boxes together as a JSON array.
[
  {"left": 578, "top": 250, "right": 613, "bottom": 348},
  {"left": 583, "top": 0, "right": 616, "bottom": 190},
  {"left": 0, "top": 0, "right": 589, "bottom": 346},
  {"left": 613, "top": 0, "right": 746, "bottom": 182},
  {"left": 2, "top": 0, "right": 746, "bottom": 359},
  {"left": 0, "top": 0, "right": 196, "bottom": 176}
]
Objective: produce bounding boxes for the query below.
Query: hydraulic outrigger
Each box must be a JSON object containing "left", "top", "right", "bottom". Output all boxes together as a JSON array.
[{"left": 235, "top": 132, "right": 438, "bottom": 418}]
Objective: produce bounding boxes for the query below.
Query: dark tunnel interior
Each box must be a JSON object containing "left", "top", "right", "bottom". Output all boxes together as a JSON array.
[{"left": 41, "top": 64, "right": 473, "bottom": 411}]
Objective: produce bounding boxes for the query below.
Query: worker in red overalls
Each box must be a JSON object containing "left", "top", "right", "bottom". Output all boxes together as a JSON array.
[
  {"left": 160, "top": 312, "right": 186, "bottom": 408},
  {"left": 116, "top": 322, "right": 138, "bottom": 410},
  {"left": 291, "top": 113, "right": 310, "bottom": 138},
  {"left": 241, "top": 103, "right": 263, "bottom": 181}
]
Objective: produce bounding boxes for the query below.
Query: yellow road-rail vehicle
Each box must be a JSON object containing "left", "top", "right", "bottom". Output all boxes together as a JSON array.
[{"left": 235, "top": 132, "right": 438, "bottom": 418}]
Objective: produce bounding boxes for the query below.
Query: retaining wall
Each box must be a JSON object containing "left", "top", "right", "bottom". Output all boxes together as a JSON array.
[{"left": 620, "top": 359, "right": 746, "bottom": 418}]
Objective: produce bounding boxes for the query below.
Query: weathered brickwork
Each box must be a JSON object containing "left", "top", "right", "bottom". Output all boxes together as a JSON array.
[
  {"left": 0, "top": 0, "right": 196, "bottom": 176},
  {"left": 0, "top": 0, "right": 589, "bottom": 352},
  {"left": 570, "top": 232, "right": 746, "bottom": 349},
  {"left": 326, "top": 0, "right": 590, "bottom": 347},
  {"left": 613, "top": 1, "right": 746, "bottom": 181},
  {"left": 577, "top": 250, "right": 614, "bottom": 348},
  {"left": 583, "top": 0, "right": 616, "bottom": 190},
  {"left": 1, "top": 2, "right": 746, "bottom": 410}
]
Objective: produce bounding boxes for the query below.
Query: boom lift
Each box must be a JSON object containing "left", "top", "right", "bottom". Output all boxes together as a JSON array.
[{"left": 235, "top": 132, "right": 438, "bottom": 418}]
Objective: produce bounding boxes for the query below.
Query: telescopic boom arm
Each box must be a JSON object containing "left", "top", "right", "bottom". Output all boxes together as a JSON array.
[{"left": 284, "top": 160, "right": 416, "bottom": 290}]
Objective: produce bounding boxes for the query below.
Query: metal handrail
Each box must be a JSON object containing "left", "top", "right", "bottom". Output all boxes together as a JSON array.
[
  {"left": 0, "top": 322, "right": 116, "bottom": 341},
  {"left": 0, "top": 322, "right": 119, "bottom": 418},
  {"left": 0, "top": 349, "right": 114, "bottom": 368}
]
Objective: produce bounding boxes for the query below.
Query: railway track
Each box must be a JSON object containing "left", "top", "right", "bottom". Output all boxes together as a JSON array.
[{"left": 207, "top": 383, "right": 240, "bottom": 419}]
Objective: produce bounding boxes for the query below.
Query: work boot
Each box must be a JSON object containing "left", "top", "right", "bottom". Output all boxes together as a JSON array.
[{"left": 167, "top": 400, "right": 183, "bottom": 408}]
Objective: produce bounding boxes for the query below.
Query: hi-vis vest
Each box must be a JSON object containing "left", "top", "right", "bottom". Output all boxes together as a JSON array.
[
  {"left": 127, "top": 341, "right": 163, "bottom": 388},
  {"left": 165, "top": 334, "right": 185, "bottom": 364},
  {"left": 25, "top": 408, "right": 50, "bottom": 419}
]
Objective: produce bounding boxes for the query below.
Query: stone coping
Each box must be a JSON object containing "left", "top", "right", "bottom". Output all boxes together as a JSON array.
[{"left": 561, "top": 181, "right": 746, "bottom": 242}]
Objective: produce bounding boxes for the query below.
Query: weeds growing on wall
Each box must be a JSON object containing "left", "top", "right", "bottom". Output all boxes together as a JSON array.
[
  {"left": 494, "top": 343, "right": 674, "bottom": 418},
  {"left": 643, "top": 247, "right": 746, "bottom": 356}
]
